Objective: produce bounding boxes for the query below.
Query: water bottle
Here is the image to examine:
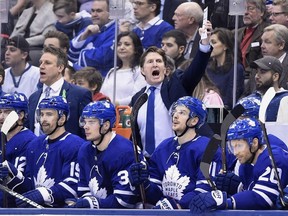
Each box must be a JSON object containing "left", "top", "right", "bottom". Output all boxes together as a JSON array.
[{"left": 122, "top": 108, "right": 131, "bottom": 128}]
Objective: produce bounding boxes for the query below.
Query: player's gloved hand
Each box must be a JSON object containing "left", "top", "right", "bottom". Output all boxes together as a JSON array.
[
  {"left": 215, "top": 172, "right": 242, "bottom": 196},
  {"left": 276, "top": 186, "right": 288, "bottom": 210},
  {"left": 70, "top": 196, "right": 100, "bottom": 209},
  {"left": 153, "top": 197, "right": 180, "bottom": 209},
  {"left": 128, "top": 161, "right": 149, "bottom": 186},
  {"left": 190, "top": 190, "right": 227, "bottom": 214},
  {"left": 0, "top": 160, "right": 19, "bottom": 180},
  {"left": 16, "top": 189, "right": 45, "bottom": 208},
  {"left": 0, "top": 163, "right": 9, "bottom": 180}
]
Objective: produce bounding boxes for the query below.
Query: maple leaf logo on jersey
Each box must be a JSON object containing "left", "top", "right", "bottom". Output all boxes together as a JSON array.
[
  {"left": 34, "top": 166, "right": 55, "bottom": 188},
  {"left": 162, "top": 165, "right": 190, "bottom": 200},
  {"left": 89, "top": 177, "right": 107, "bottom": 199}
]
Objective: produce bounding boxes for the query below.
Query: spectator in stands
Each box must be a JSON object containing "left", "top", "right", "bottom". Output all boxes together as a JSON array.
[
  {"left": 44, "top": 30, "right": 70, "bottom": 53},
  {"left": 28, "top": 46, "right": 92, "bottom": 138},
  {"left": 260, "top": 24, "right": 288, "bottom": 89},
  {"left": 53, "top": 0, "right": 92, "bottom": 40},
  {"left": 64, "top": 65, "right": 76, "bottom": 84},
  {"left": 237, "top": 0, "right": 269, "bottom": 82},
  {"left": 161, "top": 0, "right": 187, "bottom": 27},
  {"left": 1, "top": 0, "right": 29, "bottom": 36},
  {"left": 165, "top": 55, "right": 176, "bottom": 78},
  {"left": 118, "top": 0, "right": 138, "bottom": 32},
  {"left": 250, "top": 56, "right": 288, "bottom": 122},
  {"left": 74, "top": 66, "right": 109, "bottom": 101},
  {"left": 206, "top": 28, "right": 245, "bottom": 110},
  {"left": 269, "top": 0, "right": 288, "bottom": 27},
  {"left": 78, "top": 0, "right": 93, "bottom": 13},
  {"left": 3, "top": 36, "right": 40, "bottom": 98},
  {"left": 132, "top": 0, "right": 173, "bottom": 49},
  {"left": 69, "top": 0, "right": 115, "bottom": 77},
  {"left": 101, "top": 31, "right": 146, "bottom": 105},
  {"left": 172, "top": 2, "right": 203, "bottom": 60},
  {"left": 0, "top": 64, "right": 6, "bottom": 97},
  {"left": 178, "top": 59, "right": 224, "bottom": 107},
  {"left": 130, "top": 21, "right": 212, "bottom": 157},
  {"left": 10, "top": 0, "right": 57, "bottom": 47},
  {"left": 161, "top": 29, "right": 187, "bottom": 69}
]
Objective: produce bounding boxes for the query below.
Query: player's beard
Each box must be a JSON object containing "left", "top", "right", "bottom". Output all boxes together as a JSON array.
[
  {"left": 41, "top": 122, "right": 55, "bottom": 135},
  {"left": 256, "top": 77, "right": 274, "bottom": 94}
]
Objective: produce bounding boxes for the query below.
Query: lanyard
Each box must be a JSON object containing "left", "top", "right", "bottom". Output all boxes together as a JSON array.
[{"left": 9, "top": 64, "right": 32, "bottom": 88}]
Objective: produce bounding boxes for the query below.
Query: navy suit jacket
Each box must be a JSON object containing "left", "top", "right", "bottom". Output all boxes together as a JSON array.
[{"left": 28, "top": 80, "right": 92, "bottom": 138}]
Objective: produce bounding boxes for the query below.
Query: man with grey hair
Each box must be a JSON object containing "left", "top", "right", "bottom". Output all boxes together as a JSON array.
[
  {"left": 246, "top": 23, "right": 288, "bottom": 93},
  {"left": 172, "top": 2, "right": 204, "bottom": 59},
  {"left": 238, "top": 0, "right": 270, "bottom": 96},
  {"left": 269, "top": 0, "right": 288, "bottom": 27},
  {"left": 261, "top": 24, "right": 288, "bottom": 88}
]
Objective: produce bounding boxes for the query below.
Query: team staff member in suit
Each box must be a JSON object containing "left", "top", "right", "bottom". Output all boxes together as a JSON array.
[
  {"left": 28, "top": 46, "right": 92, "bottom": 138},
  {"left": 130, "top": 21, "right": 213, "bottom": 157}
]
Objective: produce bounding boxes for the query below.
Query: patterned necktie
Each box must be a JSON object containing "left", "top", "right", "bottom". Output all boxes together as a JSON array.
[
  {"left": 45, "top": 87, "right": 51, "bottom": 98},
  {"left": 145, "top": 86, "right": 156, "bottom": 155}
]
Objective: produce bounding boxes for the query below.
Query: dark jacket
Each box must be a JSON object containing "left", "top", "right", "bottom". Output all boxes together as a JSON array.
[{"left": 28, "top": 80, "right": 92, "bottom": 138}]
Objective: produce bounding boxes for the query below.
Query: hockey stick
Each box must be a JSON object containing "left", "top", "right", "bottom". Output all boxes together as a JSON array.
[
  {"left": 259, "top": 121, "right": 285, "bottom": 206},
  {"left": 130, "top": 93, "right": 148, "bottom": 209},
  {"left": 200, "top": 134, "right": 221, "bottom": 190},
  {"left": 1, "top": 111, "right": 19, "bottom": 161},
  {"left": 1, "top": 110, "right": 19, "bottom": 207},
  {"left": 0, "top": 183, "right": 44, "bottom": 209},
  {"left": 258, "top": 88, "right": 285, "bottom": 207},
  {"left": 220, "top": 104, "right": 245, "bottom": 173}
]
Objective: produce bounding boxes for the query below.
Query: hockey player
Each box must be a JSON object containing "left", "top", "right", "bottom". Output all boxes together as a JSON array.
[
  {"left": 68, "top": 100, "right": 140, "bottom": 209},
  {"left": 190, "top": 117, "right": 288, "bottom": 213},
  {"left": 0, "top": 93, "right": 36, "bottom": 207},
  {"left": 128, "top": 96, "right": 222, "bottom": 209},
  {"left": 11, "top": 96, "right": 84, "bottom": 208}
]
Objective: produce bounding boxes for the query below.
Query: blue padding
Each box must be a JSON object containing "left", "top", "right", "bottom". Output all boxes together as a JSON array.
[{"left": 0, "top": 209, "right": 287, "bottom": 215}]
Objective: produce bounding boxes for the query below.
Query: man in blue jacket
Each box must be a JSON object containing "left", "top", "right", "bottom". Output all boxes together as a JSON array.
[
  {"left": 28, "top": 46, "right": 92, "bottom": 138},
  {"left": 69, "top": 0, "right": 115, "bottom": 77}
]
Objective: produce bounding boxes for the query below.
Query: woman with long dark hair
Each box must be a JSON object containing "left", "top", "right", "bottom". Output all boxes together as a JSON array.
[
  {"left": 101, "top": 31, "right": 146, "bottom": 105},
  {"left": 206, "top": 28, "right": 245, "bottom": 110}
]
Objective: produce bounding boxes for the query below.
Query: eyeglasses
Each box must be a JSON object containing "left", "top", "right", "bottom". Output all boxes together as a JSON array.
[
  {"left": 132, "top": 1, "right": 147, "bottom": 7},
  {"left": 270, "top": 12, "right": 286, "bottom": 16}
]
